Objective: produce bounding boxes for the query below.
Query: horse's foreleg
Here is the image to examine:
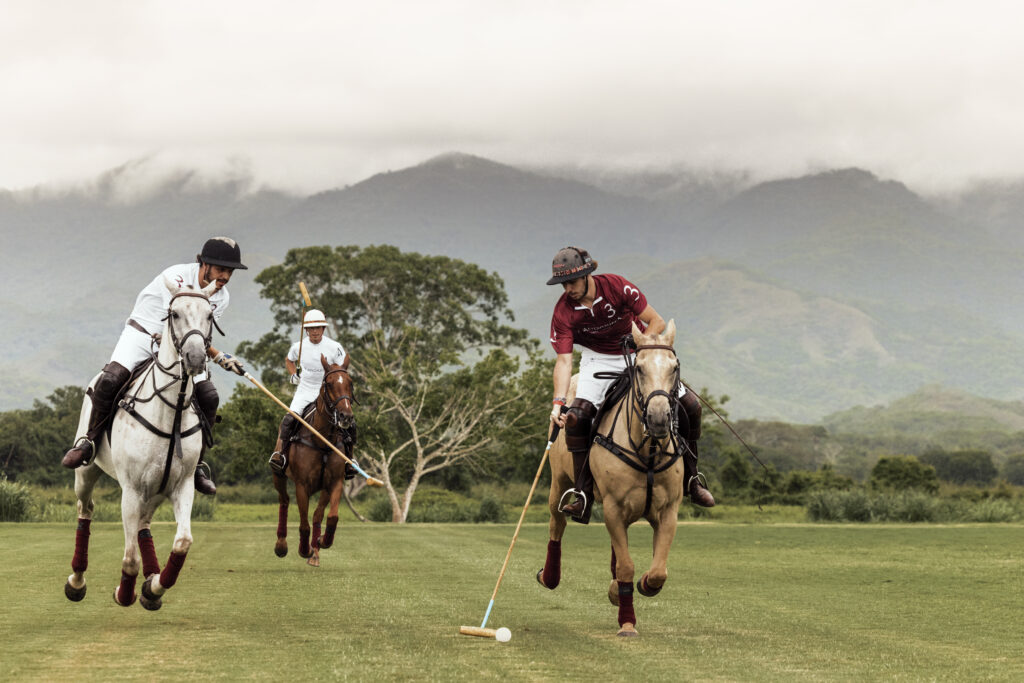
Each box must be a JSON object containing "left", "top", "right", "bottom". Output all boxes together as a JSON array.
[
  {"left": 537, "top": 473, "right": 569, "bottom": 590},
  {"left": 320, "top": 484, "right": 343, "bottom": 549},
  {"left": 114, "top": 491, "right": 144, "bottom": 607},
  {"left": 639, "top": 503, "right": 679, "bottom": 597},
  {"left": 144, "top": 485, "right": 194, "bottom": 602},
  {"left": 296, "top": 485, "right": 312, "bottom": 559},
  {"left": 65, "top": 465, "right": 101, "bottom": 602},
  {"left": 273, "top": 472, "right": 290, "bottom": 557},
  {"left": 603, "top": 505, "right": 638, "bottom": 636},
  {"left": 311, "top": 490, "right": 327, "bottom": 550}
]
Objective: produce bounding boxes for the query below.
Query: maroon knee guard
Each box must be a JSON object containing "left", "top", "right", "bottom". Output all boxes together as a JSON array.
[
  {"left": 159, "top": 551, "right": 187, "bottom": 590},
  {"left": 311, "top": 523, "right": 322, "bottom": 549},
  {"left": 116, "top": 571, "right": 138, "bottom": 606},
  {"left": 276, "top": 504, "right": 288, "bottom": 538},
  {"left": 72, "top": 518, "right": 91, "bottom": 574},
  {"left": 138, "top": 528, "right": 160, "bottom": 577},
  {"left": 299, "top": 528, "right": 310, "bottom": 557},
  {"left": 322, "top": 518, "right": 338, "bottom": 549}
]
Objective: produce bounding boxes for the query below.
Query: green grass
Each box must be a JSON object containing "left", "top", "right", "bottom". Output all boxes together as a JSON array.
[{"left": 2, "top": 521, "right": 1023, "bottom": 681}]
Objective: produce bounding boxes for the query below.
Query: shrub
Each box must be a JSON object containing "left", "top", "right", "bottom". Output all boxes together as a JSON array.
[
  {"left": 474, "top": 495, "right": 505, "bottom": 523},
  {"left": 0, "top": 476, "right": 33, "bottom": 522},
  {"left": 965, "top": 498, "right": 1020, "bottom": 523}
]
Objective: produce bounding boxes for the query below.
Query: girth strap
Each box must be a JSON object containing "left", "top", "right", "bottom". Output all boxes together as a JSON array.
[
  {"left": 119, "top": 377, "right": 201, "bottom": 494},
  {"left": 593, "top": 434, "right": 679, "bottom": 517}
]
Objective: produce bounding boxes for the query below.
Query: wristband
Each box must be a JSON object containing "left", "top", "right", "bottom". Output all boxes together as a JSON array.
[{"left": 552, "top": 398, "right": 566, "bottom": 406}]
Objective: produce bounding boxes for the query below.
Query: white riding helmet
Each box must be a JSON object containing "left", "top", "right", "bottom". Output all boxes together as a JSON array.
[{"left": 303, "top": 309, "right": 328, "bottom": 329}]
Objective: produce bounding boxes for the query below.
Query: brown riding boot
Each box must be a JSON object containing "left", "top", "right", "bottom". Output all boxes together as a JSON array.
[
  {"left": 268, "top": 438, "right": 287, "bottom": 473},
  {"left": 194, "top": 458, "right": 217, "bottom": 495},
  {"left": 559, "top": 450, "right": 594, "bottom": 524},
  {"left": 62, "top": 362, "right": 130, "bottom": 469},
  {"left": 683, "top": 438, "right": 715, "bottom": 507}
]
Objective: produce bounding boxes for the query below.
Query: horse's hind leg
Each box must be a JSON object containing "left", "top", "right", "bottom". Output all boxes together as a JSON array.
[
  {"left": 604, "top": 504, "right": 639, "bottom": 637},
  {"left": 296, "top": 484, "right": 313, "bottom": 559},
  {"left": 311, "top": 490, "right": 326, "bottom": 550},
  {"left": 319, "top": 483, "right": 343, "bottom": 550},
  {"left": 65, "top": 464, "right": 102, "bottom": 602},
  {"left": 273, "top": 471, "right": 290, "bottom": 557},
  {"left": 639, "top": 504, "right": 679, "bottom": 598}
]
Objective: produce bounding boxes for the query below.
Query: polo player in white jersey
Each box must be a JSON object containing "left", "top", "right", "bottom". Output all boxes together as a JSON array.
[
  {"left": 61, "top": 237, "right": 249, "bottom": 495},
  {"left": 268, "top": 309, "right": 349, "bottom": 472}
]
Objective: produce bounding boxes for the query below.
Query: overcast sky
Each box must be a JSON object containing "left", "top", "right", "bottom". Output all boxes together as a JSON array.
[{"left": 3, "top": 0, "right": 1024, "bottom": 195}]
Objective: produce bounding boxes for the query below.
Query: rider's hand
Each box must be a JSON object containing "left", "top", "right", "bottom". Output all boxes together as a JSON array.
[
  {"left": 550, "top": 402, "right": 566, "bottom": 427},
  {"left": 213, "top": 351, "right": 245, "bottom": 376},
  {"left": 289, "top": 373, "right": 301, "bottom": 385}
]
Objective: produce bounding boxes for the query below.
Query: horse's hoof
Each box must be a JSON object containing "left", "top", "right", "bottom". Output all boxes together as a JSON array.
[
  {"left": 298, "top": 548, "right": 312, "bottom": 559},
  {"left": 617, "top": 624, "right": 639, "bottom": 638},
  {"left": 274, "top": 541, "right": 288, "bottom": 558},
  {"left": 637, "top": 573, "right": 663, "bottom": 597},
  {"left": 64, "top": 580, "right": 87, "bottom": 602},
  {"left": 112, "top": 586, "right": 137, "bottom": 607},
  {"left": 536, "top": 569, "right": 557, "bottom": 590},
  {"left": 608, "top": 579, "right": 619, "bottom": 606},
  {"left": 307, "top": 554, "right": 320, "bottom": 568},
  {"left": 140, "top": 576, "right": 162, "bottom": 611}
]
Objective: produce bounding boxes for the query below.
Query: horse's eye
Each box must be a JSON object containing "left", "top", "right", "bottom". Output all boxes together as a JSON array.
[
  {"left": 171, "top": 311, "right": 180, "bottom": 319},
  {"left": 636, "top": 366, "right": 644, "bottom": 375},
  {"left": 207, "top": 313, "right": 214, "bottom": 321}
]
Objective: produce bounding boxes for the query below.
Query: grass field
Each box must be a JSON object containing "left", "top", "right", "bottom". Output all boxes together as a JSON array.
[{"left": 2, "top": 520, "right": 1022, "bottom": 681}]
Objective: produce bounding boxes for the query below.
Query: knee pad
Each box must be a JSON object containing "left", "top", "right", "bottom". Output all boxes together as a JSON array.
[
  {"left": 279, "top": 413, "right": 297, "bottom": 438},
  {"left": 93, "top": 362, "right": 130, "bottom": 401},
  {"left": 677, "top": 390, "right": 702, "bottom": 441},
  {"left": 194, "top": 380, "right": 219, "bottom": 423},
  {"left": 565, "top": 400, "right": 597, "bottom": 454}
]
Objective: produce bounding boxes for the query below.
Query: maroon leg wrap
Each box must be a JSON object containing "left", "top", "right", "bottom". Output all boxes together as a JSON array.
[
  {"left": 542, "top": 540, "right": 562, "bottom": 589},
  {"left": 617, "top": 581, "right": 636, "bottom": 627},
  {"left": 116, "top": 571, "right": 137, "bottom": 606},
  {"left": 322, "top": 518, "right": 338, "bottom": 549},
  {"left": 610, "top": 547, "right": 617, "bottom": 579},
  {"left": 276, "top": 504, "right": 288, "bottom": 539},
  {"left": 71, "top": 518, "right": 91, "bottom": 574},
  {"left": 159, "top": 551, "right": 187, "bottom": 590},
  {"left": 311, "top": 523, "right": 322, "bottom": 550},
  {"left": 138, "top": 529, "right": 160, "bottom": 577},
  {"left": 299, "top": 529, "right": 310, "bottom": 557}
]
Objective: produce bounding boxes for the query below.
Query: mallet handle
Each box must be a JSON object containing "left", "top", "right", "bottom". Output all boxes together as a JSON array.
[{"left": 244, "top": 373, "right": 384, "bottom": 487}]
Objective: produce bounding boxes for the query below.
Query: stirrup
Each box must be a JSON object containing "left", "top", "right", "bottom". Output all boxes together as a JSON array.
[
  {"left": 557, "top": 488, "right": 586, "bottom": 514},
  {"left": 686, "top": 471, "right": 709, "bottom": 492},
  {"left": 268, "top": 451, "right": 288, "bottom": 473}
]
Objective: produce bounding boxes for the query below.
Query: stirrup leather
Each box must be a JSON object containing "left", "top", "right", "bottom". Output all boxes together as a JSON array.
[
  {"left": 268, "top": 451, "right": 288, "bottom": 473},
  {"left": 557, "top": 488, "right": 587, "bottom": 514}
]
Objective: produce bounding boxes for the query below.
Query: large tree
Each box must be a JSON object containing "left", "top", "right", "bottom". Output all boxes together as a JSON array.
[{"left": 238, "top": 245, "right": 546, "bottom": 522}]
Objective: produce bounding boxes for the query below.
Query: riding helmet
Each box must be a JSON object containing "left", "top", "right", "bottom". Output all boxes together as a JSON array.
[
  {"left": 303, "top": 309, "right": 328, "bottom": 329},
  {"left": 198, "top": 237, "right": 248, "bottom": 270},
  {"left": 546, "top": 246, "right": 597, "bottom": 285}
]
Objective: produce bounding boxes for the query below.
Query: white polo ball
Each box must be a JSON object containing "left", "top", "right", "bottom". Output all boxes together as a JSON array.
[{"left": 495, "top": 627, "right": 512, "bottom": 643}]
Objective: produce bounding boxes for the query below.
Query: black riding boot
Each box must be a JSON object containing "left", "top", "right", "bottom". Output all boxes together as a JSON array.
[
  {"left": 676, "top": 390, "right": 714, "bottom": 507},
  {"left": 62, "top": 362, "right": 131, "bottom": 469},
  {"left": 193, "top": 380, "right": 219, "bottom": 495},
  {"left": 269, "top": 414, "right": 298, "bottom": 473}
]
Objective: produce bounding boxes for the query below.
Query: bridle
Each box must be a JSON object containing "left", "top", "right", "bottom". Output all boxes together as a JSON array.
[
  {"left": 317, "top": 367, "right": 356, "bottom": 429},
  {"left": 624, "top": 343, "right": 681, "bottom": 438}
]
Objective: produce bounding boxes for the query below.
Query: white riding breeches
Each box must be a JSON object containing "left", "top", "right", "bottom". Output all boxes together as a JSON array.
[{"left": 575, "top": 348, "right": 685, "bottom": 410}]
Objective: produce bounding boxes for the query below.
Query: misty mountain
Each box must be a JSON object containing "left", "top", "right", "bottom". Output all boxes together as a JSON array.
[{"left": 3, "top": 153, "right": 1024, "bottom": 422}]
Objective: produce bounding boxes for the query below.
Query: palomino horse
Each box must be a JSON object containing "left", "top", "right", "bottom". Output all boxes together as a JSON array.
[
  {"left": 272, "top": 355, "right": 356, "bottom": 567},
  {"left": 538, "top": 320, "right": 687, "bottom": 636},
  {"left": 65, "top": 279, "right": 217, "bottom": 610}
]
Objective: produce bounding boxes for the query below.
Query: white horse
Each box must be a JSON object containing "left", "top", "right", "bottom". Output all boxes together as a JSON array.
[{"left": 65, "top": 278, "right": 216, "bottom": 610}]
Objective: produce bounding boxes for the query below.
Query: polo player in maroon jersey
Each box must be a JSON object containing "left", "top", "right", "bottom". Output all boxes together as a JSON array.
[{"left": 547, "top": 246, "right": 714, "bottom": 524}]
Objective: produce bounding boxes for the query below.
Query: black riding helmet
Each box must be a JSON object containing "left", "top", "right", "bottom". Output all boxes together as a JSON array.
[
  {"left": 546, "top": 246, "right": 597, "bottom": 285},
  {"left": 197, "top": 237, "right": 248, "bottom": 270}
]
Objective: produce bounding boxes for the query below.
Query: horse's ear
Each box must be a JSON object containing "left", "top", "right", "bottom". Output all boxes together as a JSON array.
[
  {"left": 321, "top": 354, "right": 329, "bottom": 371},
  {"left": 341, "top": 353, "right": 351, "bottom": 370},
  {"left": 164, "top": 275, "right": 179, "bottom": 294},
  {"left": 662, "top": 319, "right": 676, "bottom": 345},
  {"left": 631, "top": 321, "right": 645, "bottom": 345},
  {"left": 201, "top": 280, "right": 218, "bottom": 297}
]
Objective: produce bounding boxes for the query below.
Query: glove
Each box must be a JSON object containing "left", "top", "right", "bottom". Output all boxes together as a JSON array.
[
  {"left": 289, "top": 373, "right": 301, "bottom": 385},
  {"left": 213, "top": 351, "right": 245, "bottom": 376}
]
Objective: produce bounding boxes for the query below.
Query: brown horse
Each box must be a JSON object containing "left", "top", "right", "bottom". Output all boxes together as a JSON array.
[
  {"left": 538, "top": 320, "right": 687, "bottom": 636},
  {"left": 272, "top": 355, "right": 357, "bottom": 567}
]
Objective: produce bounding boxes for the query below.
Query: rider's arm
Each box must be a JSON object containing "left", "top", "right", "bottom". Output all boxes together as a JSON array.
[
  {"left": 550, "top": 352, "right": 573, "bottom": 427},
  {"left": 637, "top": 305, "right": 666, "bottom": 336},
  {"left": 285, "top": 357, "right": 298, "bottom": 375}
]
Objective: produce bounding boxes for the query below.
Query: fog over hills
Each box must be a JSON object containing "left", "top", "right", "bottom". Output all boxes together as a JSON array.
[{"left": 4, "top": 152, "right": 1024, "bottom": 422}]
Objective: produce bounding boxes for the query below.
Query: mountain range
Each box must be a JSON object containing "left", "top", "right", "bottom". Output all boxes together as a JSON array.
[{"left": 3, "top": 152, "right": 1024, "bottom": 422}]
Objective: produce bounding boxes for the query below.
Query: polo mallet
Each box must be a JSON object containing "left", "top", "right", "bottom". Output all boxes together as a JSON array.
[
  {"left": 244, "top": 372, "right": 384, "bottom": 487},
  {"left": 296, "top": 282, "right": 313, "bottom": 370},
  {"left": 460, "top": 422, "right": 561, "bottom": 639}
]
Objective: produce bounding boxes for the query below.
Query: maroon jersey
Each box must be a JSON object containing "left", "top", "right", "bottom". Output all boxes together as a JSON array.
[{"left": 550, "top": 273, "right": 648, "bottom": 355}]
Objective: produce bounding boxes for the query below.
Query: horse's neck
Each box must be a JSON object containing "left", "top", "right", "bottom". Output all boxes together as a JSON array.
[
  {"left": 139, "top": 321, "right": 194, "bottom": 406},
  {"left": 310, "top": 395, "right": 331, "bottom": 433}
]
